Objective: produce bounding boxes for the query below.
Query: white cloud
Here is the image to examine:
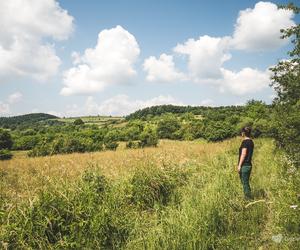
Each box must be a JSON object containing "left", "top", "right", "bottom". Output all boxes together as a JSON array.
[
  {"left": 174, "top": 35, "right": 231, "bottom": 80},
  {"left": 93, "top": 94, "right": 183, "bottom": 116},
  {"left": 8, "top": 92, "right": 23, "bottom": 104},
  {"left": 0, "top": 102, "right": 10, "bottom": 115},
  {"left": 218, "top": 67, "right": 271, "bottom": 95},
  {"left": 231, "top": 1, "right": 295, "bottom": 51},
  {"left": 143, "top": 53, "right": 186, "bottom": 82},
  {"left": 200, "top": 99, "right": 214, "bottom": 106},
  {"left": 0, "top": 91, "right": 24, "bottom": 115},
  {"left": 0, "top": 0, "right": 73, "bottom": 81},
  {"left": 61, "top": 94, "right": 183, "bottom": 116},
  {"left": 61, "top": 25, "right": 140, "bottom": 96},
  {"left": 47, "top": 110, "right": 62, "bottom": 117},
  {"left": 141, "top": 2, "right": 295, "bottom": 96}
]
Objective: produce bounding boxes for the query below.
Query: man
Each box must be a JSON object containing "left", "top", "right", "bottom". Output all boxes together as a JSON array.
[{"left": 237, "top": 126, "right": 254, "bottom": 200}]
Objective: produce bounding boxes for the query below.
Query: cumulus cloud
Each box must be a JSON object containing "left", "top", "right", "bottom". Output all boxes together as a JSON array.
[
  {"left": 231, "top": 1, "right": 295, "bottom": 51},
  {"left": 0, "top": 102, "right": 10, "bottom": 115},
  {"left": 174, "top": 35, "right": 231, "bottom": 80},
  {"left": 218, "top": 67, "right": 271, "bottom": 95},
  {"left": 139, "top": 2, "right": 295, "bottom": 97},
  {"left": 0, "top": 0, "right": 73, "bottom": 81},
  {"left": 200, "top": 99, "right": 215, "bottom": 106},
  {"left": 8, "top": 92, "right": 23, "bottom": 104},
  {"left": 143, "top": 54, "right": 186, "bottom": 82},
  {"left": 0, "top": 91, "right": 24, "bottom": 115},
  {"left": 61, "top": 26, "right": 140, "bottom": 96},
  {"left": 59, "top": 94, "right": 183, "bottom": 116}
]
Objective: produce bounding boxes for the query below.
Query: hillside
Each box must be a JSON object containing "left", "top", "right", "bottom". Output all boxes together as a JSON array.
[
  {"left": 125, "top": 104, "right": 248, "bottom": 120},
  {"left": 0, "top": 113, "right": 58, "bottom": 128}
]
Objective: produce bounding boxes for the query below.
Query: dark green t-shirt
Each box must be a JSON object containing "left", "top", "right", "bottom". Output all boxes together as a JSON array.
[{"left": 238, "top": 139, "right": 254, "bottom": 165}]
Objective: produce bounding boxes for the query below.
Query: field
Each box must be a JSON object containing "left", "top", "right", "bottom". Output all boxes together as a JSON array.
[
  {"left": 1, "top": 138, "right": 299, "bottom": 249},
  {"left": 54, "top": 116, "right": 126, "bottom": 127}
]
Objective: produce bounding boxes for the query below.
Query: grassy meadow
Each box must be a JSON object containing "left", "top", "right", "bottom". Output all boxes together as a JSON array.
[{"left": 1, "top": 138, "right": 299, "bottom": 249}]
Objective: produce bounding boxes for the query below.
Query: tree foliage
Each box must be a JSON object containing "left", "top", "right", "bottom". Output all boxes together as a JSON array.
[
  {"left": 270, "top": 3, "right": 300, "bottom": 166},
  {"left": 0, "top": 129, "right": 13, "bottom": 150}
]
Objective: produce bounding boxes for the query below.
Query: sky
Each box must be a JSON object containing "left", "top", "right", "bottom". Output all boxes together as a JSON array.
[{"left": 0, "top": 0, "right": 299, "bottom": 117}]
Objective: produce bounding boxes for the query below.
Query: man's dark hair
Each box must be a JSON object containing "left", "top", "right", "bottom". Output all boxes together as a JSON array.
[{"left": 242, "top": 126, "right": 252, "bottom": 137}]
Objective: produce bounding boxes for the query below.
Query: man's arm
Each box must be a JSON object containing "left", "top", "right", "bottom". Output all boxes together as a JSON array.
[{"left": 237, "top": 148, "right": 247, "bottom": 173}]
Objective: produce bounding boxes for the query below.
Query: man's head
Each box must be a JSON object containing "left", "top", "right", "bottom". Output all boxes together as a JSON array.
[{"left": 241, "top": 126, "right": 252, "bottom": 137}]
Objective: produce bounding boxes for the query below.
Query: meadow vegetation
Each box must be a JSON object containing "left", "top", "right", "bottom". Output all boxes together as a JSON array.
[{"left": 0, "top": 138, "right": 299, "bottom": 249}]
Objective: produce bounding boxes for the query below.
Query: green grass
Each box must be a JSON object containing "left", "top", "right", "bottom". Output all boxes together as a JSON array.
[{"left": 0, "top": 138, "right": 299, "bottom": 249}]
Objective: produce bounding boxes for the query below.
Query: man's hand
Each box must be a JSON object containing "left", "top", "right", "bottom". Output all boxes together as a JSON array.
[{"left": 237, "top": 166, "right": 241, "bottom": 173}]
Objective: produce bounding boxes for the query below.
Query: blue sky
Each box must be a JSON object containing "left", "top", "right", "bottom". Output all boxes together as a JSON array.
[{"left": 0, "top": 0, "right": 298, "bottom": 117}]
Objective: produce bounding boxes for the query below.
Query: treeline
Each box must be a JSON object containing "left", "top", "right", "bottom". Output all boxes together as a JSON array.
[
  {"left": 0, "top": 99, "right": 274, "bottom": 159},
  {"left": 269, "top": 3, "right": 300, "bottom": 167},
  {"left": 126, "top": 104, "right": 246, "bottom": 120},
  {"left": 0, "top": 113, "right": 59, "bottom": 129},
  {"left": 1, "top": 119, "right": 159, "bottom": 157}
]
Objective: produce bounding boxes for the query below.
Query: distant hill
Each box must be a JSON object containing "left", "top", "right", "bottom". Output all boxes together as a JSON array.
[
  {"left": 125, "top": 104, "right": 246, "bottom": 120},
  {"left": 0, "top": 113, "right": 58, "bottom": 128}
]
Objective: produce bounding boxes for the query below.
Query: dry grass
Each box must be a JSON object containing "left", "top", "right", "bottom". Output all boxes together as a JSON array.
[{"left": 0, "top": 139, "right": 237, "bottom": 203}]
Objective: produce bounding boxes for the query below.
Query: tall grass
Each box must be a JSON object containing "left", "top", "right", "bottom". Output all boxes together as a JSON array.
[{"left": 0, "top": 138, "right": 299, "bottom": 249}]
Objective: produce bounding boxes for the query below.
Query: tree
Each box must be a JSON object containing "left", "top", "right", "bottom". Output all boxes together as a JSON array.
[
  {"left": 269, "top": 3, "right": 300, "bottom": 166},
  {"left": 104, "top": 130, "right": 119, "bottom": 151},
  {"left": 157, "top": 114, "right": 181, "bottom": 139},
  {"left": 203, "top": 120, "right": 235, "bottom": 142},
  {"left": 0, "top": 149, "right": 13, "bottom": 160},
  {"left": 140, "top": 126, "right": 159, "bottom": 147},
  {"left": 0, "top": 129, "right": 13, "bottom": 150},
  {"left": 74, "top": 118, "right": 84, "bottom": 126}
]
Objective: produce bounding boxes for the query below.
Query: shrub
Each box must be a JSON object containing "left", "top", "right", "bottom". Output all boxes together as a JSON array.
[
  {"left": 73, "top": 118, "right": 84, "bottom": 125},
  {"left": 203, "top": 121, "right": 235, "bottom": 142},
  {"left": 139, "top": 126, "right": 158, "bottom": 147},
  {"left": 157, "top": 114, "right": 181, "bottom": 139},
  {"left": 125, "top": 140, "right": 141, "bottom": 149},
  {"left": 0, "top": 129, "right": 13, "bottom": 150},
  {"left": 0, "top": 149, "right": 13, "bottom": 160},
  {"left": 104, "top": 141, "right": 118, "bottom": 151},
  {"left": 28, "top": 143, "right": 51, "bottom": 157},
  {"left": 130, "top": 165, "right": 190, "bottom": 209},
  {"left": 104, "top": 131, "right": 119, "bottom": 151},
  {"left": 12, "top": 135, "right": 40, "bottom": 150}
]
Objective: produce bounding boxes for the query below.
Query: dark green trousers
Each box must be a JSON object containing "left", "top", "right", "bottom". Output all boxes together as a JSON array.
[{"left": 239, "top": 165, "right": 252, "bottom": 199}]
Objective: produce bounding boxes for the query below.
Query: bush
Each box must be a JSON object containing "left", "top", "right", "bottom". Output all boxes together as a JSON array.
[
  {"left": 131, "top": 165, "right": 190, "bottom": 209},
  {"left": 28, "top": 143, "right": 51, "bottom": 157},
  {"left": 0, "top": 149, "right": 13, "bottom": 160},
  {"left": 28, "top": 136, "right": 103, "bottom": 157},
  {"left": 104, "top": 141, "right": 118, "bottom": 151},
  {"left": 73, "top": 118, "right": 84, "bottom": 125},
  {"left": 125, "top": 140, "right": 141, "bottom": 149},
  {"left": 13, "top": 135, "right": 40, "bottom": 150},
  {"left": 0, "top": 129, "right": 13, "bottom": 150},
  {"left": 203, "top": 121, "right": 235, "bottom": 142},
  {"left": 139, "top": 126, "right": 158, "bottom": 147},
  {"left": 104, "top": 131, "right": 119, "bottom": 151},
  {"left": 157, "top": 114, "right": 181, "bottom": 139}
]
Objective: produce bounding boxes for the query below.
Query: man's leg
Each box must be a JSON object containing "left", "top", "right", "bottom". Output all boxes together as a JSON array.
[{"left": 241, "top": 165, "right": 252, "bottom": 200}]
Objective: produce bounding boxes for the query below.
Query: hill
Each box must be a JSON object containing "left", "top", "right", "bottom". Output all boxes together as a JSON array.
[
  {"left": 0, "top": 113, "right": 58, "bottom": 128},
  {"left": 125, "top": 104, "right": 247, "bottom": 120}
]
